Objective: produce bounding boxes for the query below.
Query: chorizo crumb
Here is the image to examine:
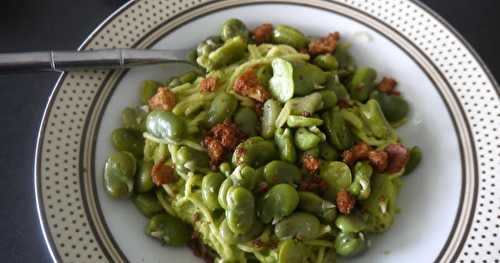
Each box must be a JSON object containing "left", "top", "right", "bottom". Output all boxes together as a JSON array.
[
  {"left": 341, "top": 149, "right": 355, "bottom": 166},
  {"left": 148, "top": 87, "right": 176, "bottom": 111},
  {"left": 342, "top": 142, "right": 372, "bottom": 166},
  {"left": 385, "top": 143, "right": 410, "bottom": 173},
  {"left": 368, "top": 150, "right": 389, "bottom": 172},
  {"left": 337, "top": 99, "right": 351, "bottom": 109},
  {"left": 203, "top": 120, "right": 247, "bottom": 167},
  {"left": 200, "top": 76, "right": 217, "bottom": 93},
  {"left": 336, "top": 190, "right": 356, "bottom": 215},
  {"left": 377, "top": 77, "right": 397, "bottom": 93},
  {"left": 211, "top": 119, "right": 247, "bottom": 150},
  {"left": 151, "top": 163, "right": 177, "bottom": 186},
  {"left": 202, "top": 136, "right": 225, "bottom": 168},
  {"left": 251, "top": 23, "right": 273, "bottom": 44},
  {"left": 233, "top": 68, "right": 271, "bottom": 103},
  {"left": 303, "top": 154, "right": 321, "bottom": 174},
  {"left": 299, "top": 176, "right": 328, "bottom": 193},
  {"left": 308, "top": 32, "right": 340, "bottom": 55}
]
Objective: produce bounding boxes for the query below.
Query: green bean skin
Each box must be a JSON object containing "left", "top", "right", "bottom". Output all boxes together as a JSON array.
[
  {"left": 322, "top": 109, "right": 354, "bottom": 150},
  {"left": 348, "top": 67, "right": 377, "bottom": 102},
  {"left": 104, "top": 151, "right": 137, "bottom": 198},
  {"left": 146, "top": 214, "right": 192, "bottom": 246},
  {"left": 370, "top": 90, "right": 409, "bottom": 123},
  {"left": 207, "top": 36, "right": 247, "bottom": 70},
  {"left": 135, "top": 160, "right": 154, "bottom": 193},
  {"left": 207, "top": 92, "right": 238, "bottom": 126},
  {"left": 234, "top": 107, "right": 259, "bottom": 136},
  {"left": 111, "top": 128, "right": 144, "bottom": 157},
  {"left": 263, "top": 160, "right": 302, "bottom": 185},
  {"left": 319, "top": 142, "right": 339, "bottom": 161},
  {"left": 292, "top": 61, "right": 329, "bottom": 96},
  {"left": 220, "top": 18, "right": 250, "bottom": 42},
  {"left": 258, "top": 184, "right": 299, "bottom": 224},
  {"left": 133, "top": 192, "right": 163, "bottom": 218},
  {"left": 404, "top": 146, "right": 422, "bottom": 175},
  {"left": 348, "top": 161, "right": 373, "bottom": 200},
  {"left": 202, "top": 172, "right": 226, "bottom": 211},
  {"left": 261, "top": 99, "right": 282, "bottom": 139},
  {"left": 274, "top": 128, "right": 297, "bottom": 163},
  {"left": 272, "top": 25, "right": 309, "bottom": 50},
  {"left": 146, "top": 110, "right": 187, "bottom": 141},
  {"left": 298, "top": 191, "right": 337, "bottom": 223},
  {"left": 294, "top": 127, "right": 322, "bottom": 151},
  {"left": 359, "top": 99, "right": 392, "bottom": 139}
]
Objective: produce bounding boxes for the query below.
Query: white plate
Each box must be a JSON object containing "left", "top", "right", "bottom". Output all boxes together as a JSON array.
[{"left": 35, "top": 0, "right": 500, "bottom": 262}]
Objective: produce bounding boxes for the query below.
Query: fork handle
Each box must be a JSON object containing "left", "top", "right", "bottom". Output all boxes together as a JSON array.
[{"left": 0, "top": 49, "right": 189, "bottom": 73}]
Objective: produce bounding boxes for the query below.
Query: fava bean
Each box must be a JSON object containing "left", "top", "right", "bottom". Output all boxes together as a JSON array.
[
  {"left": 319, "top": 142, "right": 339, "bottom": 161},
  {"left": 294, "top": 128, "right": 321, "bottom": 151},
  {"left": 319, "top": 89, "right": 338, "bottom": 110},
  {"left": 218, "top": 178, "right": 234, "bottom": 210},
  {"left": 220, "top": 18, "right": 250, "bottom": 42},
  {"left": 274, "top": 128, "right": 297, "bottom": 163},
  {"left": 207, "top": 36, "right": 247, "bottom": 70},
  {"left": 234, "top": 107, "right": 259, "bottom": 136},
  {"left": 232, "top": 137, "right": 279, "bottom": 167},
  {"left": 348, "top": 162, "right": 373, "bottom": 199},
  {"left": 359, "top": 99, "right": 392, "bottom": 139},
  {"left": 286, "top": 115, "right": 323, "bottom": 128},
  {"left": 258, "top": 184, "right": 299, "bottom": 223},
  {"left": 272, "top": 25, "right": 309, "bottom": 50},
  {"left": 278, "top": 240, "right": 307, "bottom": 263},
  {"left": 269, "top": 58, "right": 295, "bottom": 103},
  {"left": 231, "top": 165, "right": 259, "bottom": 190},
  {"left": 146, "top": 110, "right": 187, "bottom": 141},
  {"left": 322, "top": 109, "right": 354, "bottom": 150},
  {"left": 111, "top": 128, "right": 144, "bottom": 157},
  {"left": 335, "top": 214, "right": 367, "bottom": 233},
  {"left": 202, "top": 172, "right": 225, "bottom": 211},
  {"left": 334, "top": 43, "right": 356, "bottom": 71},
  {"left": 348, "top": 67, "right": 377, "bottom": 102},
  {"left": 219, "top": 162, "right": 233, "bottom": 177},
  {"left": 292, "top": 61, "right": 329, "bottom": 96},
  {"left": 404, "top": 146, "right": 422, "bottom": 175},
  {"left": 146, "top": 214, "right": 192, "bottom": 246},
  {"left": 274, "top": 212, "right": 321, "bottom": 241},
  {"left": 319, "top": 161, "right": 352, "bottom": 201},
  {"left": 298, "top": 191, "right": 337, "bottom": 223},
  {"left": 313, "top": 54, "right": 339, "bottom": 70},
  {"left": 135, "top": 160, "right": 154, "bottom": 193},
  {"left": 263, "top": 160, "right": 302, "bottom": 185},
  {"left": 334, "top": 231, "right": 367, "bottom": 256},
  {"left": 121, "top": 107, "right": 147, "bottom": 132},
  {"left": 370, "top": 90, "right": 409, "bottom": 123},
  {"left": 140, "top": 80, "right": 160, "bottom": 104},
  {"left": 261, "top": 99, "right": 282, "bottom": 139},
  {"left": 207, "top": 92, "right": 238, "bottom": 126},
  {"left": 133, "top": 192, "right": 163, "bottom": 218},
  {"left": 226, "top": 186, "right": 256, "bottom": 234},
  {"left": 175, "top": 146, "right": 209, "bottom": 172},
  {"left": 104, "top": 151, "right": 137, "bottom": 198}
]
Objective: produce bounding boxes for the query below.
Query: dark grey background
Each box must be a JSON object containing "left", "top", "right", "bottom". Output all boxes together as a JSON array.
[{"left": 0, "top": 0, "right": 498, "bottom": 262}]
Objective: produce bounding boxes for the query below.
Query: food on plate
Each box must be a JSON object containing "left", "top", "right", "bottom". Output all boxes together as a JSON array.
[{"left": 103, "top": 18, "right": 422, "bottom": 262}]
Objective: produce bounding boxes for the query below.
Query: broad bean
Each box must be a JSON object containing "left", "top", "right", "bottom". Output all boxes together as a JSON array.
[
  {"left": 272, "top": 25, "right": 309, "bottom": 50},
  {"left": 274, "top": 128, "right": 297, "bottom": 163},
  {"left": 202, "top": 172, "right": 226, "bottom": 211},
  {"left": 274, "top": 212, "right": 321, "bottom": 240},
  {"left": 294, "top": 128, "right": 321, "bottom": 151},
  {"left": 298, "top": 191, "right": 337, "bottom": 223},
  {"left": 133, "top": 192, "right": 163, "bottom": 218},
  {"left": 226, "top": 186, "right": 256, "bottom": 234},
  {"left": 207, "top": 92, "right": 238, "bottom": 126},
  {"left": 146, "top": 110, "right": 187, "bottom": 141},
  {"left": 348, "top": 67, "right": 377, "bottom": 102},
  {"left": 146, "top": 214, "right": 192, "bottom": 246},
  {"left": 234, "top": 107, "right": 259, "bottom": 136},
  {"left": 263, "top": 160, "right": 302, "bottom": 185},
  {"left": 232, "top": 137, "right": 279, "bottom": 167},
  {"left": 111, "top": 128, "right": 144, "bottom": 157},
  {"left": 258, "top": 184, "right": 299, "bottom": 223},
  {"left": 104, "top": 151, "right": 137, "bottom": 198},
  {"left": 261, "top": 99, "right": 282, "bottom": 139},
  {"left": 322, "top": 109, "right": 354, "bottom": 150},
  {"left": 319, "top": 161, "right": 352, "bottom": 201}
]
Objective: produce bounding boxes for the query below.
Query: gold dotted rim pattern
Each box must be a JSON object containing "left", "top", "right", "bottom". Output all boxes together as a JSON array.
[{"left": 35, "top": 0, "right": 500, "bottom": 262}]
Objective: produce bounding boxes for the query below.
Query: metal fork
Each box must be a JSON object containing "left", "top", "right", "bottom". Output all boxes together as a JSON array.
[{"left": 0, "top": 49, "right": 193, "bottom": 73}]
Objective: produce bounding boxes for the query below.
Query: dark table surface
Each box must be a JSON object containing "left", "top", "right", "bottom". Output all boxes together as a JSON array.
[{"left": 0, "top": 0, "right": 498, "bottom": 262}]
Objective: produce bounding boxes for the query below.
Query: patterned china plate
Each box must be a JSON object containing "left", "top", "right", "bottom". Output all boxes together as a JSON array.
[{"left": 35, "top": 0, "right": 500, "bottom": 262}]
